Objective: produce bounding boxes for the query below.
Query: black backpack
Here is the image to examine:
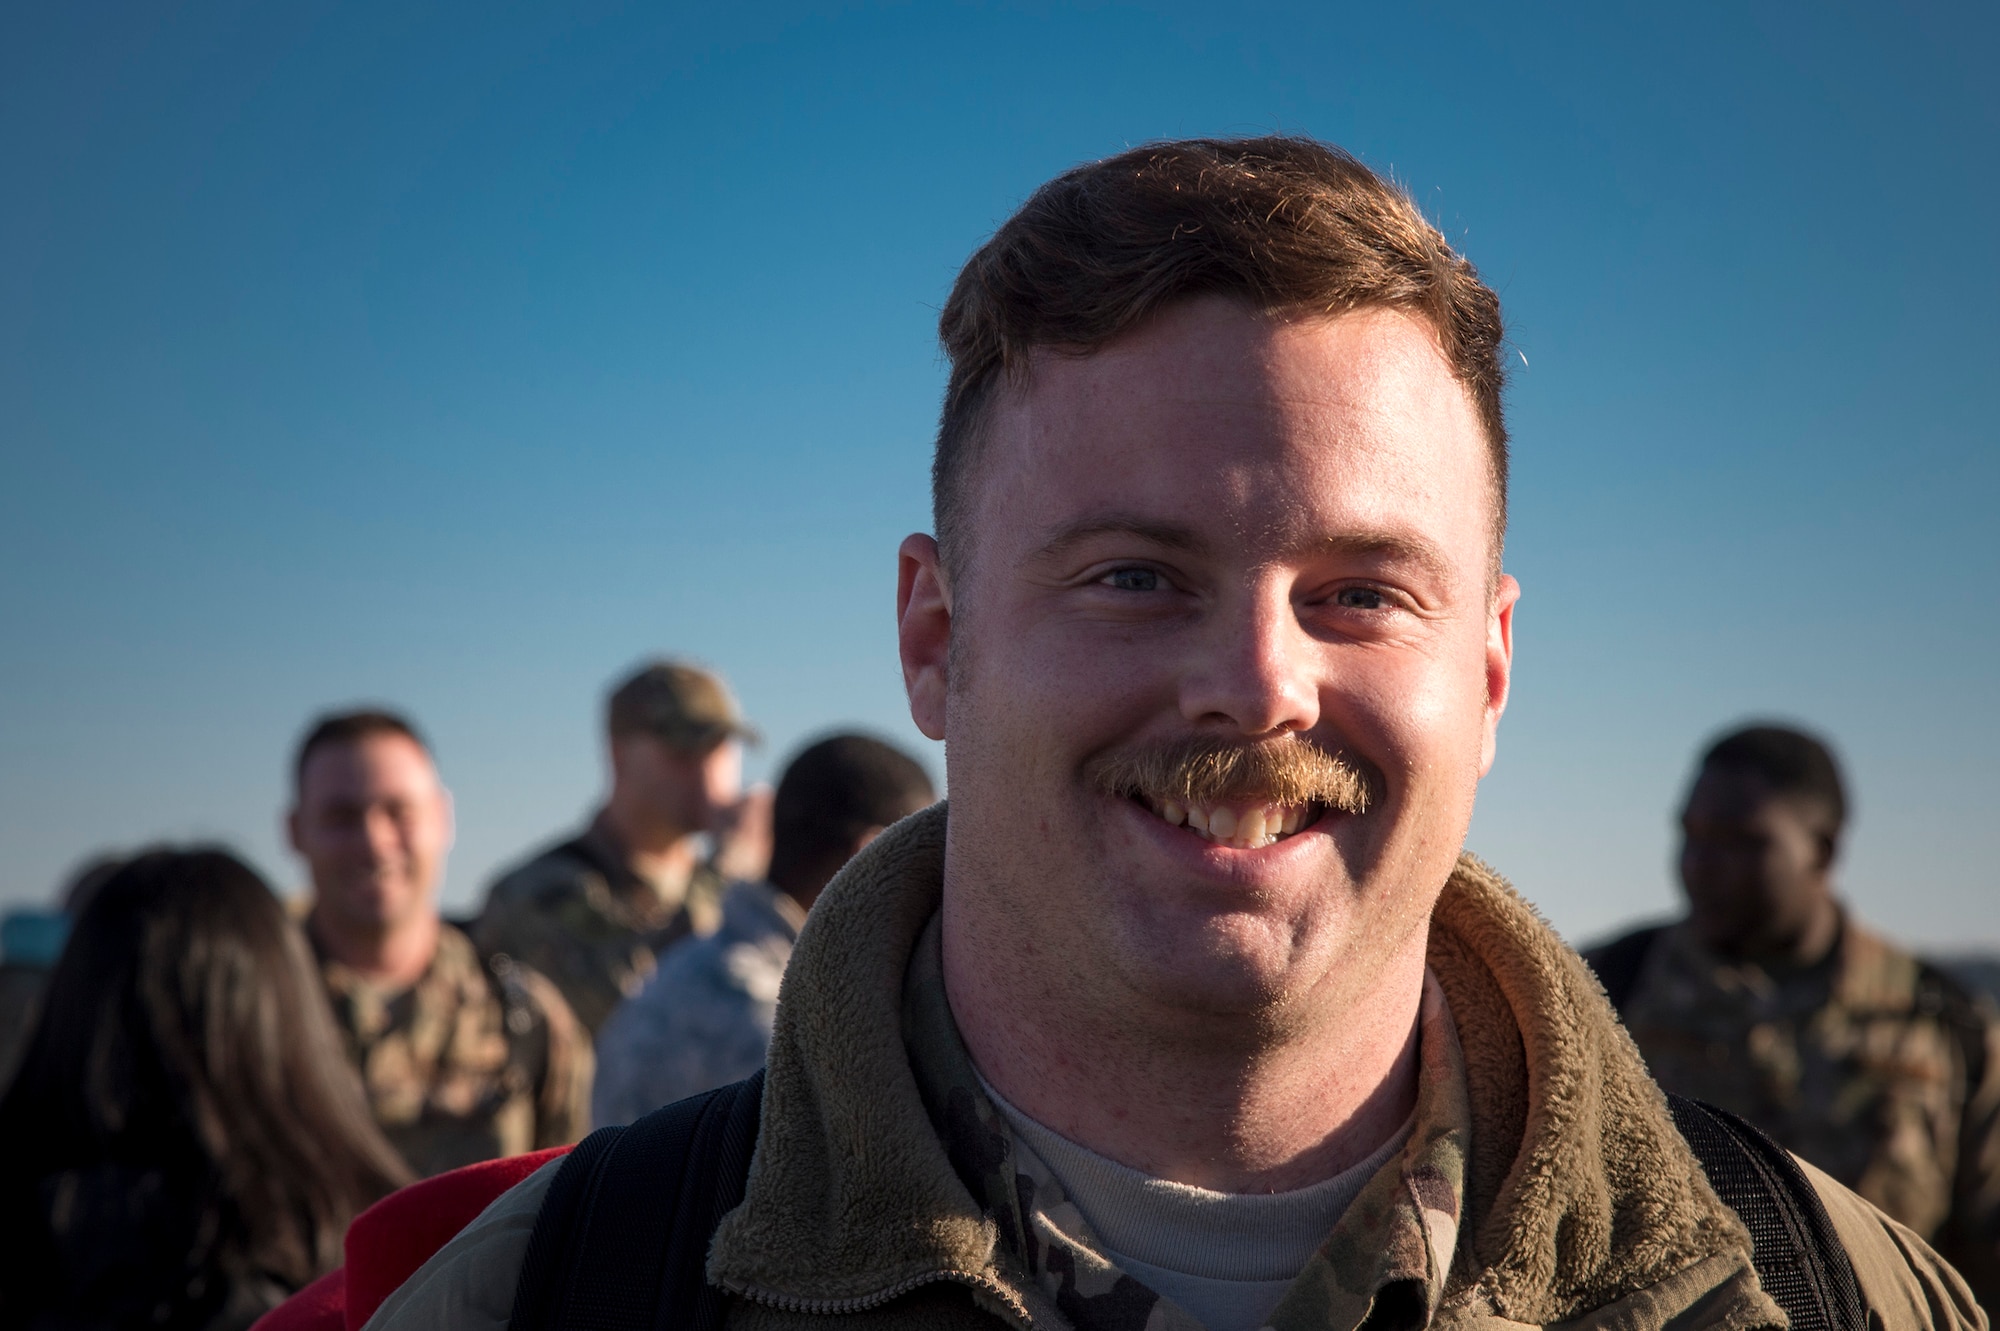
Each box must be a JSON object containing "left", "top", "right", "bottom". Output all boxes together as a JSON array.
[{"left": 509, "top": 1069, "right": 1864, "bottom": 1331}]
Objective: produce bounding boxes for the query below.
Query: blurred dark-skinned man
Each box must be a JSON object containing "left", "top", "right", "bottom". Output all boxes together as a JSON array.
[
  {"left": 475, "top": 660, "right": 769, "bottom": 1034},
  {"left": 1587, "top": 723, "right": 2000, "bottom": 1307},
  {"left": 290, "top": 709, "right": 592, "bottom": 1177}
]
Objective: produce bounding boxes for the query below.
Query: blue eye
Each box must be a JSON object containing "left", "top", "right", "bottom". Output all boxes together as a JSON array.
[
  {"left": 1106, "top": 568, "right": 1161, "bottom": 592},
  {"left": 1335, "top": 587, "right": 1387, "bottom": 610}
]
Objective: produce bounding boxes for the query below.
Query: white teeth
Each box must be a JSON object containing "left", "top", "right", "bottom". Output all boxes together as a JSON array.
[{"left": 1149, "top": 798, "right": 1319, "bottom": 848}]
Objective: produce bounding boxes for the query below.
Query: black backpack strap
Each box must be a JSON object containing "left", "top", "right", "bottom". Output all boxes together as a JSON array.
[
  {"left": 510, "top": 1069, "right": 765, "bottom": 1331},
  {"left": 482, "top": 950, "right": 552, "bottom": 1097},
  {"left": 1668, "top": 1094, "right": 1866, "bottom": 1331},
  {"left": 1585, "top": 925, "right": 1665, "bottom": 1016},
  {"left": 1915, "top": 961, "right": 1990, "bottom": 1100}
]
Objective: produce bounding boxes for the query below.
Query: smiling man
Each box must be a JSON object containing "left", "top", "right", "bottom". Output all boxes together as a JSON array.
[
  {"left": 363, "top": 139, "right": 1981, "bottom": 1331},
  {"left": 290, "top": 709, "right": 593, "bottom": 1177}
]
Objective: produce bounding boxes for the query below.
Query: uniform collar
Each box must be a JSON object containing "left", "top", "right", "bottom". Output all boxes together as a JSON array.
[{"left": 708, "top": 805, "right": 1773, "bottom": 1330}]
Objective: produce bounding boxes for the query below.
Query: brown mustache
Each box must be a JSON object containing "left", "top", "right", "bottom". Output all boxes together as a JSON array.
[{"left": 1084, "top": 734, "right": 1377, "bottom": 814}]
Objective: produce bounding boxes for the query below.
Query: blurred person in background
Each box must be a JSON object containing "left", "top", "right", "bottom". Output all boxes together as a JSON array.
[
  {"left": 0, "top": 848, "right": 409, "bottom": 1330},
  {"left": 475, "top": 659, "right": 771, "bottom": 1034},
  {"left": 290, "top": 708, "right": 592, "bottom": 1178},
  {"left": 592, "top": 732, "right": 935, "bottom": 1124},
  {"left": 1587, "top": 723, "right": 2000, "bottom": 1305},
  {"left": 0, "top": 855, "right": 121, "bottom": 1091}
]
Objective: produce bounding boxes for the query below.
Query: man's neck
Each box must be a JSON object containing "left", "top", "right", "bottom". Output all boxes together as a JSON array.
[
  {"left": 594, "top": 803, "right": 701, "bottom": 891},
  {"left": 309, "top": 906, "right": 440, "bottom": 991},
  {"left": 1715, "top": 894, "right": 1843, "bottom": 971},
  {"left": 944, "top": 918, "right": 1427, "bottom": 1194}
]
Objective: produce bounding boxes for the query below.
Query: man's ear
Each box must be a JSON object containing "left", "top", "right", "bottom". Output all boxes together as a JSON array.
[
  {"left": 284, "top": 806, "right": 304, "bottom": 856},
  {"left": 898, "top": 533, "right": 952, "bottom": 741},
  {"left": 1478, "top": 573, "right": 1521, "bottom": 778}
]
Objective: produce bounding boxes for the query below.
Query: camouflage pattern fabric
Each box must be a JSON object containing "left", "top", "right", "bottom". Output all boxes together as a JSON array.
[
  {"left": 314, "top": 922, "right": 593, "bottom": 1178},
  {"left": 591, "top": 880, "right": 805, "bottom": 1126},
  {"left": 901, "top": 917, "right": 1470, "bottom": 1331},
  {"left": 474, "top": 820, "right": 727, "bottom": 1035},
  {"left": 1606, "top": 916, "right": 2000, "bottom": 1305}
]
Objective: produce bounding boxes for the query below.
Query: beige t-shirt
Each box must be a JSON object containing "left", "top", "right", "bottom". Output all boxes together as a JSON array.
[{"left": 982, "top": 1071, "right": 1412, "bottom": 1331}]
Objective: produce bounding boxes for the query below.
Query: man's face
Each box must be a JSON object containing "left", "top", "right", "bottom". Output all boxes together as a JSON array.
[
  {"left": 901, "top": 298, "right": 1517, "bottom": 1020},
  {"left": 612, "top": 732, "right": 742, "bottom": 837},
  {"left": 1679, "top": 764, "right": 1834, "bottom": 957},
  {"left": 289, "top": 732, "right": 453, "bottom": 938}
]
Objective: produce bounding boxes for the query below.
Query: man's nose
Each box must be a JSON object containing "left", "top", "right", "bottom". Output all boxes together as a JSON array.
[
  {"left": 1177, "top": 581, "right": 1321, "bottom": 738},
  {"left": 362, "top": 807, "right": 403, "bottom": 859}
]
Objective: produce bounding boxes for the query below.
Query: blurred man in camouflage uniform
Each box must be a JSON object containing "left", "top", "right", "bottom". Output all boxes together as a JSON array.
[
  {"left": 369, "top": 140, "right": 1980, "bottom": 1331},
  {"left": 475, "top": 660, "right": 767, "bottom": 1034},
  {"left": 592, "top": 732, "right": 935, "bottom": 1124},
  {"left": 1587, "top": 723, "right": 2000, "bottom": 1305},
  {"left": 289, "top": 709, "right": 593, "bottom": 1178}
]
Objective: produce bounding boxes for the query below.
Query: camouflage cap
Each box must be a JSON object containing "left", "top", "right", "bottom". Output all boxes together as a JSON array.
[{"left": 606, "top": 660, "right": 759, "bottom": 752}]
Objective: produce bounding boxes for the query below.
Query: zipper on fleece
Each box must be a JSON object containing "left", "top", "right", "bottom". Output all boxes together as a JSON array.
[{"left": 723, "top": 1268, "right": 1040, "bottom": 1327}]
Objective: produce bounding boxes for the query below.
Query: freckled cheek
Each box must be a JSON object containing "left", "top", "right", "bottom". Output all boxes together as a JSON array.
[
  {"left": 957, "top": 615, "right": 1173, "bottom": 772},
  {"left": 1321, "top": 652, "right": 1482, "bottom": 791}
]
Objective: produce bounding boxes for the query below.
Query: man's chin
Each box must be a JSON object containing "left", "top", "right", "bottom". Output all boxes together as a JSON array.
[{"left": 1102, "top": 905, "right": 1335, "bottom": 1019}]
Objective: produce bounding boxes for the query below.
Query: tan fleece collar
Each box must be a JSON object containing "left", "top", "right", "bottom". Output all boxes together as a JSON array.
[{"left": 709, "top": 804, "right": 1770, "bottom": 1328}]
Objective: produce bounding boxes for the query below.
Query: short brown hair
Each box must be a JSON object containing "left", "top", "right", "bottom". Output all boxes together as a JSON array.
[
  {"left": 933, "top": 136, "right": 1508, "bottom": 572},
  {"left": 293, "top": 708, "right": 429, "bottom": 793}
]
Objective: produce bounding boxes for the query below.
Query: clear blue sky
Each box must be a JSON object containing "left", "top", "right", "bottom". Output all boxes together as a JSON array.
[{"left": 4, "top": 1, "right": 1994, "bottom": 947}]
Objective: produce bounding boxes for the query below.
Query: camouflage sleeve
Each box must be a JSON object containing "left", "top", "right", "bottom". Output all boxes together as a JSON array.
[
  {"left": 1941, "top": 1010, "right": 2000, "bottom": 1312},
  {"left": 517, "top": 965, "right": 594, "bottom": 1151}
]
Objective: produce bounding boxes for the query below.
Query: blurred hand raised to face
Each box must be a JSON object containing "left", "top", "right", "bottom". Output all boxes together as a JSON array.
[
  {"left": 900, "top": 297, "right": 1518, "bottom": 1069},
  {"left": 289, "top": 732, "right": 454, "bottom": 944},
  {"left": 712, "top": 782, "right": 775, "bottom": 884}
]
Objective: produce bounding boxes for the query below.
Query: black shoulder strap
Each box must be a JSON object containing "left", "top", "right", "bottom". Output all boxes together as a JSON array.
[
  {"left": 510, "top": 1069, "right": 765, "bottom": 1331},
  {"left": 1586, "top": 925, "right": 1665, "bottom": 1015},
  {"left": 1668, "top": 1094, "right": 1866, "bottom": 1331},
  {"left": 1915, "top": 961, "right": 1990, "bottom": 1100},
  {"left": 483, "top": 950, "right": 552, "bottom": 1096}
]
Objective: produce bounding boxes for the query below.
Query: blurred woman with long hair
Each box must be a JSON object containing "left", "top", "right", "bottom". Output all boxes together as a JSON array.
[{"left": 0, "top": 848, "right": 412, "bottom": 1330}]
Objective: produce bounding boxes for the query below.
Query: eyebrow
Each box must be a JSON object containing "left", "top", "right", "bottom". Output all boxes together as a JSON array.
[
  {"left": 1026, "top": 514, "right": 1211, "bottom": 564},
  {"left": 1026, "top": 514, "right": 1459, "bottom": 589},
  {"left": 1297, "top": 531, "right": 1459, "bottom": 590}
]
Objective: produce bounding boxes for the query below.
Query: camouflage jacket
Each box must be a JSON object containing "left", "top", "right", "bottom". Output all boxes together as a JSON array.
[
  {"left": 473, "top": 818, "right": 727, "bottom": 1034},
  {"left": 592, "top": 881, "right": 806, "bottom": 1126},
  {"left": 315, "top": 922, "right": 593, "bottom": 1178},
  {"left": 364, "top": 807, "right": 1984, "bottom": 1331},
  {"left": 1588, "top": 916, "right": 2000, "bottom": 1308}
]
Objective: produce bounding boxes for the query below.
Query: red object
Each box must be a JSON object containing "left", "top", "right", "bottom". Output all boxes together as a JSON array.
[{"left": 252, "top": 1146, "right": 571, "bottom": 1331}]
